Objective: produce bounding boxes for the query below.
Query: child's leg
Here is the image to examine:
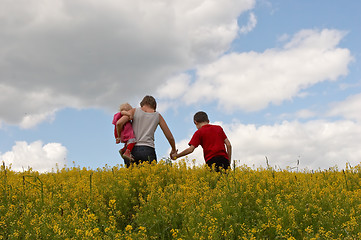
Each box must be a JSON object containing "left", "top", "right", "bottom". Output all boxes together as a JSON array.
[
  {"left": 119, "top": 144, "right": 127, "bottom": 156},
  {"left": 114, "top": 127, "right": 119, "bottom": 139},
  {"left": 126, "top": 142, "right": 136, "bottom": 152},
  {"left": 122, "top": 138, "right": 136, "bottom": 163},
  {"left": 126, "top": 138, "right": 136, "bottom": 152}
]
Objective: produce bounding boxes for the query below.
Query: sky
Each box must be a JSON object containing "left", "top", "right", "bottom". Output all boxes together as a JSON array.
[{"left": 1, "top": 0, "right": 361, "bottom": 172}]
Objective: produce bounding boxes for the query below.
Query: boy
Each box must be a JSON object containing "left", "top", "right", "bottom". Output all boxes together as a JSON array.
[{"left": 172, "top": 111, "right": 232, "bottom": 171}]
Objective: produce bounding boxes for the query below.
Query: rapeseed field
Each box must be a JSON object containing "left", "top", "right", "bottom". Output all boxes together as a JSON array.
[{"left": 1, "top": 160, "right": 361, "bottom": 239}]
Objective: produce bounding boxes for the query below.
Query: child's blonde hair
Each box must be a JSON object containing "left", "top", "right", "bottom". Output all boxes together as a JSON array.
[{"left": 119, "top": 102, "right": 132, "bottom": 112}]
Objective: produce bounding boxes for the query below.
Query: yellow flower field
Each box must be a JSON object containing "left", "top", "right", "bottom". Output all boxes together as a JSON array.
[{"left": 1, "top": 160, "right": 361, "bottom": 239}]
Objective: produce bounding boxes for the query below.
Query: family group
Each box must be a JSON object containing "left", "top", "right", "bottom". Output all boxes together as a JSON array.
[{"left": 112, "top": 95, "right": 232, "bottom": 172}]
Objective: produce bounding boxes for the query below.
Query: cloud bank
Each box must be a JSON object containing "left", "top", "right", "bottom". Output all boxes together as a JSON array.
[
  {"left": 173, "top": 119, "right": 361, "bottom": 170},
  {"left": 0, "top": 141, "right": 67, "bottom": 172},
  {"left": 0, "top": 0, "right": 255, "bottom": 126},
  {"left": 2, "top": 1, "right": 360, "bottom": 171},
  {"left": 159, "top": 27, "right": 359, "bottom": 171},
  {"left": 327, "top": 93, "right": 361, "bottom": 121},
  {"left": 159, "top": 29, "right": 353, "bottom": 112}
]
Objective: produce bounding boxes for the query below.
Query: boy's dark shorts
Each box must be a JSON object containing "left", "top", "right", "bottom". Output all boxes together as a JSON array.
[{"left": 206, "top": 156, "right": 230, "bottom": 172}]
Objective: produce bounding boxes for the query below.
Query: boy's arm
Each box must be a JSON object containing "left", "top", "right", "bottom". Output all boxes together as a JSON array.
[
  {"left": 224, "top": 138, "right": 232, "bottom": 162},
  {"left": 159, "top": 114, "right": 177, "bottom": 157},
  {"left": 172, "top": 145, "right": 195, "bottom": 160}
]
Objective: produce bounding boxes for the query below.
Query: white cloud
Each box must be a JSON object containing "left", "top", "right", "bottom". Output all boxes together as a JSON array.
[
  {"left": 161, "top": 29, "right": 352, "bottom": 112},
  {"left": 156, "top": 73, "right": 193, "bottom": 113},
  {"left": 279, "top": 109, "right": 317, "bottom": 121},
  {"left": 0, "top": 0, "right": 255, "bottom": 127},
  {"left": 224, "top": 120, "right": 361, "bottom": 170},
  {"left": 338, "top": 82, "right": 361, "bottom": 91},
  {"left": 295, "top": 109, "right": 316, "bottom": 119},
  {"left": 19, "top": 111, "right": 57, "bottom": 129},
  {"left": 172, "top": 138, "right": 205, "bottom": 166},
  {"left": 239, "top": 12, "right": 257, "bottom": 34},
  {"left": 0, "top": 84, "right": 81, "bottom": 125},
  {"left": 174, "top": 120, "right": 361, "bottom": 170},
  {"left": 0, "top": 141, "right": 67, "bottom": 172},
  {"left": 157, "top": 73, "right": 191, "bottom": 100},
  {"left": 327, "top": 93, "right": 361, "bottom": 121}
]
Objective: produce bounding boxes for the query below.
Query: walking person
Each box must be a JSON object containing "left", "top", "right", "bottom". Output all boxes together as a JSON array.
[
  {"left": 116, "top": 95, "right": 176, "bottom": 166},
  {"left": 171, "top": 111, "right": 232, "bottom": 172}
]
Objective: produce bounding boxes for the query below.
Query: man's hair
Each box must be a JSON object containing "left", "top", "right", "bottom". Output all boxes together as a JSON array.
[
  {"left": 194, "top": 111, "right": 209, "bottom": 123},
  {"left": 140, "top": 95, "right": 157, "bottom": 110}
]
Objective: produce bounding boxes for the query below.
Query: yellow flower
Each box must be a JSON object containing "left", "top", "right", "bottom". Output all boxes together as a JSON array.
[
  {"left": 138, "top": 226, "right": 147, "bottom": 233},
  {"left": 305, "top": 225, "right": 313, "bottom": 234},
  {"left": 109, "top": 199, "right": 116, "bottom": 209},
  {"left": 171, "top": 228, "right": 179, "bottom": 238},
  {"left": 125, "top": 225, "right": 133, "bottom": 232}
]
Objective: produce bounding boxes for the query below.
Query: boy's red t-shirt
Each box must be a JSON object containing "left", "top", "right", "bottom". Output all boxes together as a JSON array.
[{"left": 188, "top": 124, "right": 229, "bottom": 162}]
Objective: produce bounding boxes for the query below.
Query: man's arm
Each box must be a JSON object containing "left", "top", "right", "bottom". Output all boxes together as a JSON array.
[
  {"left": 121, "top": 108, "right": 135, "bottom": 120},
  {"left": 224, "top": 138, "right": 232, "bottom": 163},
  {"left": 116, "top": 115, "right": 130, "bottom": 141},
  {"left": 115, "top": 108, "right": 135, "bottom": 143},
  {"left": 159, "top": 114, "right": 177, "bottom": 157},
  {"left": 172, "top": 145, "right": 195, "bottom": 160}
]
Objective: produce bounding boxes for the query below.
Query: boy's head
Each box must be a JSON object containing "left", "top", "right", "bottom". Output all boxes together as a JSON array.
[
  {"left": 193, "top": 111, "right": 209, "bottom": 129},
  {"left": 120, "top": 102, "right": 132, "bottom": 112},
  {"left": 140, "top": 95, "right": 157, "bottom": 110}
]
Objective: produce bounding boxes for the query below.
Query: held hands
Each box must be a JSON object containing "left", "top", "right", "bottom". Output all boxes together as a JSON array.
[
  {"left": 116, "top": 138, "right": 121, "bottom": 144},
  {"left": 170, "top": 149, "right": 178, "bottom": 160}
]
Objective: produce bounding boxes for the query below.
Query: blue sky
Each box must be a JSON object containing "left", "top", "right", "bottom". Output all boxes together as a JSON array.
[{"left": 1, "top": 0, "right": 361, "bottom": 171}]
